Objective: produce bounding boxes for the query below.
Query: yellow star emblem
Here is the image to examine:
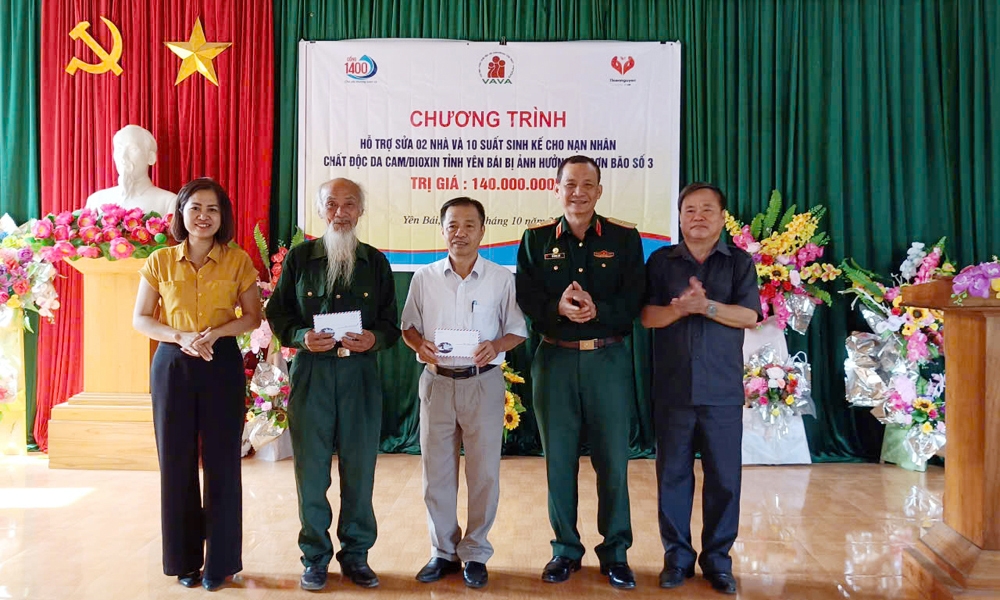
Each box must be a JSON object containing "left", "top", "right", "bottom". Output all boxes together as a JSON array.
[{"left": 164, "top": 18, "right": 231, "bottom": 86}]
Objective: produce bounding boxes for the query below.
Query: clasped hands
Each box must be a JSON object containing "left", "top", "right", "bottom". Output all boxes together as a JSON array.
[
  {"left": 671, "top": 276, "right": 710, "bottom": 316},
  {"left": 176, "top": 328, "right": 220, "bottom": 361},
  {"left": 558, "top": 281, "right": 597, "bottom": 323},
  {"left": 304, "top": 329, "right": 376, "bottom": 353}
]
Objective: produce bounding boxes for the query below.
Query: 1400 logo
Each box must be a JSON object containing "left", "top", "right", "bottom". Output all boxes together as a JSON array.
[{"left": 345, "top": 55, "right": 378, "bottom": 80}]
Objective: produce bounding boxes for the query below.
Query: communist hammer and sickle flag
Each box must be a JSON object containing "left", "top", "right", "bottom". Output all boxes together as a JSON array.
[{"left": 65, "top": 17, "right": 124, "bottom": 76}]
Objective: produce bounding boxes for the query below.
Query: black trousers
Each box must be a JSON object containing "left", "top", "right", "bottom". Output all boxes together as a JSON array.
[
  {"left": 150, "top": 338, "right": 245, "bottom": 579},
  {"left": 654, "top": 405, "right": 743, "bottom": 574}
]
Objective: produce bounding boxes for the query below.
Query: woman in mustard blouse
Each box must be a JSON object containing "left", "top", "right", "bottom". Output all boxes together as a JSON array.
[{"left": 133, "top": 178, "right": 261, "bottom": 592}]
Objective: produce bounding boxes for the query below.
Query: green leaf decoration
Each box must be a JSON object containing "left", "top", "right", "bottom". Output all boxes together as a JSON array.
[
  {"left": 761, "top": 190, "right": 783, "bottom": 237},
  {"left": 750, "top": 213, "right": 764, "bottom": 240},
  {"left": 803, "top": 284, "right": 832, "bottom": 306},
  {"left": 839, "top": 258, "right": 884, "bottom": 297},
  {"left": 809, "top": 205, "right": 827, "bottom": 224},
  {"left": 253, "top": 222, "right": 270, "bottom": 269},
  {"left": 290, "top": 227, "right": 306, "bottom": 248},
  {"left": 777, "top": 204, "right": 798, "bottom": 231}
]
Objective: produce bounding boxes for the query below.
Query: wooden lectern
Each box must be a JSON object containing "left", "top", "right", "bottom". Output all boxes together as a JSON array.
[
  {"left": 902, "top": 279, "right": 1000, "bottom": 599},
  {"left": 47, "top": 258, "right": 158, "bottom": 470}
]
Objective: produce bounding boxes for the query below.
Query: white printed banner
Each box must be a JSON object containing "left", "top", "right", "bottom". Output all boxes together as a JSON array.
[{"left": 298, "top": 39, "right": 681, "bottom": 269}]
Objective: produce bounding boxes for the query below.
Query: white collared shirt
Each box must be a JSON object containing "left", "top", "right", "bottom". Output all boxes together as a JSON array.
[{"left": 401, "top": 255, "right": 527, "bottom": 366}]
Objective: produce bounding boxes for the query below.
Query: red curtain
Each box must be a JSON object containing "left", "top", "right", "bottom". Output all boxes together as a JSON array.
[{"left": 36, "top": 1, "right": 274, "bottom": 450}]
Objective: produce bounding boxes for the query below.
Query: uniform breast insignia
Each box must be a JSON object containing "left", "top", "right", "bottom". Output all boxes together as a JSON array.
[
  {"left": 593, "top": 250, "right": 615, "bottom": 259},
  {"left": 605, "top": 217, "right": 637, "bottom": 229},
  {"left": 528, "top": 218, "right": 558, "bottom": 230},
  {"left": 545, "top": 252, "right": 566, "bottom": 260}
]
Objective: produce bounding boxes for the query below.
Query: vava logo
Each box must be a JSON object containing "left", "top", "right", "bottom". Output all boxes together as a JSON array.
[
  {"left": 479, "top": 52, "right": 513, "bottom": 84},
  {"left": 346, "top": 55, "right": 378, "bottom": 80}
]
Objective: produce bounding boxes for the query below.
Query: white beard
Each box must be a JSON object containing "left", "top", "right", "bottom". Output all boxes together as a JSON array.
[{"left": 323, "top": 225, "right": 358, "bottom": 289}]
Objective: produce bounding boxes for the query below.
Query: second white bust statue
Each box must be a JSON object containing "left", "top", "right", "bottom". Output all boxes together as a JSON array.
[{"left": 85, "top": 125, "right": 178, "bottom": 217}]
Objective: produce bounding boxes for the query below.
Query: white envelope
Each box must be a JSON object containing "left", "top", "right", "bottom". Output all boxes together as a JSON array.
[
  {"left": 434, "top": 329, "right": 480, "bottom": 359},
  {"left": 313, "top": 310, "right": 363, "bottom": 341}
]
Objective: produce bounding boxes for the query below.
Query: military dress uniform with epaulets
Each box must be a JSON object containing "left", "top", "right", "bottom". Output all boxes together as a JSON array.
[{"left": 515, "top": 214, "right": 645, "bottom": 566}]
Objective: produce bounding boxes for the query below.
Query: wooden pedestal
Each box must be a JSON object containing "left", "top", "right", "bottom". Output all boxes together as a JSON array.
[
  {"left": 47, "top": 258, "right": 157, "bottom": 470},
  {"left": 901, "top": 280, "right": 1000, "bottom": 599}
]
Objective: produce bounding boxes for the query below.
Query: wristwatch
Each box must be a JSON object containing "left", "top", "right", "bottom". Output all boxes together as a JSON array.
[{"left": 706, "top": 302, "right": 718, "bottom": 319}]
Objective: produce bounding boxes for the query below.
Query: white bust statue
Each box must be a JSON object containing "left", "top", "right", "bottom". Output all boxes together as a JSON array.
[{"left": 84, "top": 125, "right": 177, "bottom": 216}]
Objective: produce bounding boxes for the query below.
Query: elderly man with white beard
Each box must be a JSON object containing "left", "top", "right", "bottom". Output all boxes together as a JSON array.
[{"left": 267, "top": 178, "right": 400, "bottom": 591}]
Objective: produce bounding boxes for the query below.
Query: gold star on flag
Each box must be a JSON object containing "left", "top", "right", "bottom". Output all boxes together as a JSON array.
[{"left": 164, "top": 18, "right": 232, "bottom": 86}]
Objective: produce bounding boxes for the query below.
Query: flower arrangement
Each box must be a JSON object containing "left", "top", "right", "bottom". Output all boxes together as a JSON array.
[
  {"left": 252, "top": 222, "right": 305, "bottom": 300},
  {"left": 0, "top": 221, "right": 60, "bottom": 331},
  {"left": 743, "top": 355, "right": 813, "bottom": 437},
  {"left": 26, "top": 205, "right": 172, "bottom": 262},
  {"left": 502, "top": 362, "right": 526, "bottom": 440},
  {"left": 883, "top": 373, "right": 946, "bottom": 466},
  {"left": 724, "top": 191, "right": 841, "bottom": 333},
  {"left": 246, "top": 363, "right": 291, "bottom": 431},
  {"left": 951, "top": 257, "right": 1000, "bottom": 304},
  {"left": 840, "top": 238, "right": 952, "bottom": 366}
]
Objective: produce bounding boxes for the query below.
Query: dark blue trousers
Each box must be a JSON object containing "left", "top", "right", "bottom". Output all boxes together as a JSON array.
[
  {"left": 150, "top": 338, "right": 245, "bottom": 580},
  {"left": 654, "top": 405, "right": 743, "bottom": 574}
]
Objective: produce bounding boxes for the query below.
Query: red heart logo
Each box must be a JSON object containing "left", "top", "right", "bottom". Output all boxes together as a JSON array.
[{"left": 611, "top": 56, "right": 635, "bottom": 75}]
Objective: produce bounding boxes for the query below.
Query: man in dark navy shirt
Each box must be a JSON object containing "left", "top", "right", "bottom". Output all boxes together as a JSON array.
[{"left": 641, "top": 183, "right": 761, "bottom": 595}]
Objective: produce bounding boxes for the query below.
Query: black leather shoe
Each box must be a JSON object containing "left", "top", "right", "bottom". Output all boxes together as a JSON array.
[
  {"left": 659, "top": 565, "right": 695, "bottom": 588},
  {"left": 541, "top": 556, "right": 582, "bottom": 583},
  {"left": 463, "top": 561, "right": 488, "bottom": 588},
  {"left": 600, "top": 562, "right": 636, "bottom": 589},
  {"left": 705, "top": 572, "right": 738, "bottom": 595},
  {"left": 341, "top": 561, "right": 380, "bottom": 588},
  {"left": 416, "top": 557, "right": 462, "bottom": 582},
  {"left": 300, "top": 565, "right": 328, "bottom": 591},
  {"left": 202, "top": 576, "right": 227, "bottom": 592},
  {"left": 177, "top": 570, "right": 201, "bottom": 588}
]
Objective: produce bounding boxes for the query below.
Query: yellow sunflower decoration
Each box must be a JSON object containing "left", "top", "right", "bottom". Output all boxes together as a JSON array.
[{"left": 501, "top": 362, "right": 527, "bottom": 440}]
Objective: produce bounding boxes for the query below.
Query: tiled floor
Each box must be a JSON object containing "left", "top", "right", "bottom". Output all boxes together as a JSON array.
[{"left": 0, "top": 453, "right": 942, "bottom": 599}]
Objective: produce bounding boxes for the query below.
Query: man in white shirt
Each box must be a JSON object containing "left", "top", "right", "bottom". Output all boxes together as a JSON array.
[{"left": 400, "top": 197, "right": 527, "bottom": 589}]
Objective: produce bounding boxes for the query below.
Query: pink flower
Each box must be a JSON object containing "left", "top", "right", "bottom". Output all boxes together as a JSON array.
[
  {"left": 732, "top": 225, "right": 755, "bottom": 251},
  {"left": 17, "top": 247, "right": 33, "bottom": 263},
  {"left": 145, "top": 217, "right": 168, "bottom": 235},
  {"left": 13, "top": 279, "right": 30, "bottom": 295},
  {"left": 0, "top": 291, "right": 8, "bottom": 304},
  {"left": 927, "top": 408, "right": 939, "bottom": 419},
  {"left": 101, "top": 214, "right": 121, "bottom": 227},
  {"left": 76, "top": 246, "right": 101, "bottom": 258},
  {"left": 915, "top": 247, "right": 942, "bottom": 284},
  {"left": 906, "top": 331, "right": 930, "bottom": 363},
  {"left": 102, "top": 227, "right": 119, "bottom": 242},
  {"left": 79, "top": 226, "right": 102, "bottom": 244},
  {"left": 31, "top": 219, "right": 54, "bottom": 239},
  {"left": 125, "top": 207, "right": 145, "bottom": 221},
  {"left": 757, "top": 396, "right": 768, "bottom": 406},
  {"left": 54, "top": 240, "right": 76, "bottom": 259},
  {"left": 37, "top": 247, "right": 57, "bottom": 262},
  {"left": 77, "top": 210, "right": 98, "bottom": 228},
  {"left": 745, "top": 377, "right": 768, "bottom": 395},
  {"left": 884, "top": 287, "right": 900, "bottom": 301},
  {"left": 100, "top": 204, "right": 125, "bottom": 220},
  {"left": 108, "top": 237, "right": 135, "bottom": 259},
  {"left": 53, "top": 225, "right": 72, "bottom": 241},
  {"left": 54, "top": 211, "right": 75, "bottom": 227},
  {"left": 123, "top": 216, "right": 143, "bottom": 231},
  {"left": 131, "top": 228, "right": 153, "bottom": 244}
]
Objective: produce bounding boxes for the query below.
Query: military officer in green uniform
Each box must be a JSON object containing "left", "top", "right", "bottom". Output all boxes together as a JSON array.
[
  {"left": 267, "top": 178, "right": 400, "bottom": 591},
  {"left": 515, "top": 155, "right": 646, "bottom": 589}
]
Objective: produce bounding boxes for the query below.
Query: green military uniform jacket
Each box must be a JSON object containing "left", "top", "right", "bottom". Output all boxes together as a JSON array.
[
  {"left": 266, "top": 238, "right": 400, "bottom": 354},
  {"left": 515, "top": 213, "right": 646, "bottom": 340}
]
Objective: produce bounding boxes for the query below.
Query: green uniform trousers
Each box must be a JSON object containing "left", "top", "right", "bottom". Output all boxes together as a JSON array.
[
  {"left": 288, "top": 351, "right": 382, "bottom": 567},
  {"left": 531, "top": 340, "right": 634, "bottom": 564}
]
